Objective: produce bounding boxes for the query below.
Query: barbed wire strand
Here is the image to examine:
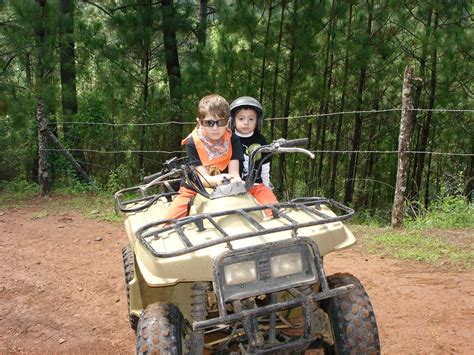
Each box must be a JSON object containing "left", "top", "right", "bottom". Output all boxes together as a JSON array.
[
  {"left": 37, "top": 107, "right": 474, "bottom": 126},
  {"left": 41, "top": 148, "right": 473, "bottom": 157}
]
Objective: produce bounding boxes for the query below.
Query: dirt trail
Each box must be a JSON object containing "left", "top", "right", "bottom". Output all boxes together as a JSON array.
[{"left": 0, "top": 197, "right": 472, "bottom": 354}]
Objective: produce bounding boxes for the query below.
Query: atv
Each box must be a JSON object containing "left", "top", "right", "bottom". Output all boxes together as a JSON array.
[{"left": 115, "top": 138, "right": 380, "bottom": 354}]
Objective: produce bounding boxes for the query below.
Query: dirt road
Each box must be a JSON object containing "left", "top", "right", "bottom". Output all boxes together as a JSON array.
[{"left": 0, "top": 197, "right": 472, "bottom": 354}]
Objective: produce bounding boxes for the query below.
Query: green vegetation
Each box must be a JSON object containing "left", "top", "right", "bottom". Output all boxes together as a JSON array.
[
  {"left": 366, "top": 230, "right": 473, "bottom": 269},
  {"left": 406, "top": 196, "right": 474, "bottom": 229},
  {"left": 350, "top": 196, "right": 474, "bottom": 269},
  {"left": 0, "top": 180, "right": 40, "bottom": 204},
  {"left": 1, "top": 1, "right": 472, "bottom": 211},
  {"left": 50, "top": 192, "right": 123, "bottom": 223},
  {"left": 0, "top": 180, "right": 122, "bottom": 223},
  {"left": 352, "top": 208, "right": 392, "bottom": 227}
]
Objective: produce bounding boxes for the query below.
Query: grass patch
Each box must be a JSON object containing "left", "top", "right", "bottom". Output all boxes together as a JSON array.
[
  {"left": 0, "top": 181, "right": 123, "bottom": 223},
  {"left": 49, "top": 192, "right": 124, "bottom": 223},
  {"left": 406, "top": 196, "right": 474, "bottom": 229},
  {"left": 0, "top": 180, "right": 39, "bottom": 205},
  {"left": 366, "top": 229, "right": 473, "bottom": 269}
]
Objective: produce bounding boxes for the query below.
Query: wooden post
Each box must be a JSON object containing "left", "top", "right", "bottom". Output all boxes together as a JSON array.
[
  {"left": 37, "top": 100, "right": 51, "bottom": 195},
  {"left": 48, "top": 131, "right": 90, "bottom": 183},
  {"left": 391, "top": 67, "right": 415, "bottom": 228}
]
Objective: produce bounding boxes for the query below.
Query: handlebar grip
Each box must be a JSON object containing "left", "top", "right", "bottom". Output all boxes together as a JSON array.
[
  {"left": 279, "top": 138, "right": 309, "bottom": 147},
  {"left": 143, "top": 171, "right": 163, "bottom": 184}
]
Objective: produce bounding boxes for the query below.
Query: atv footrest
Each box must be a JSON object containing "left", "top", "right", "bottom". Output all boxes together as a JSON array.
[{"left": 136, "top": 198, "right": 354, "bottom": 258}]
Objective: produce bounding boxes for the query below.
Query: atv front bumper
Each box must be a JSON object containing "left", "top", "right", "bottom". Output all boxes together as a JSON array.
[
  {"left": 192, "top": 283, "right": 353, "bottom": 331},
  {"left": 193, "top": 238, "right": 355, "bottom": 353}
]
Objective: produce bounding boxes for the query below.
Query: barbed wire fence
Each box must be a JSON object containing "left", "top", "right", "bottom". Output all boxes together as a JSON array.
[
  {"left": 38, "top": 107, "right": 473, "bottom": 157},
  {"left": 26, "top": 103, "right": 472, "bottom": 219}
]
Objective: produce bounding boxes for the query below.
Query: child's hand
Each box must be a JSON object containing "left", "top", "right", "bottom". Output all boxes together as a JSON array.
[
  {"left": 215, "top": 174, "right": 241, "bottom": 185},
  {"left": 231, "top": 175, "right": 243, "bottom": 183}
]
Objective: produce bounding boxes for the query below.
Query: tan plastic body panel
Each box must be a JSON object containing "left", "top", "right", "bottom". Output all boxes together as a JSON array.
[{"left": 124, "top": 193, "right": 355, "bottom": 288}]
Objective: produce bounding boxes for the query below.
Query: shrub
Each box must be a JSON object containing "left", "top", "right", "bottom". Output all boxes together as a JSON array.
[{"left": 407, "top": 196, "right": 474, "bottom": 229}]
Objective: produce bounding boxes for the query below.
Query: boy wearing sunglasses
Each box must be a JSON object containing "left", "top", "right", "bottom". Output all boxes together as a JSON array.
[
  {"left": 163, "top": 94, "right": 244, "bottom": 220},
  {"left": 229, "top": 96, "right": 278, "bottom": 213}
]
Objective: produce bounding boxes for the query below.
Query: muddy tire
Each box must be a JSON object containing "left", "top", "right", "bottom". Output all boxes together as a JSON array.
[
  {"left": 136, "top": 302, "right": 184, "bottom": 355},
  {"left": 122, "top": 245, "right": 139, "bottom": 331},
  {"left": 321, "top": 273, "right": 380, "bottom": 354}
]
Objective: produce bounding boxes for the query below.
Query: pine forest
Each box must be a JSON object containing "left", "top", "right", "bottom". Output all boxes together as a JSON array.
[{"left": 1, "top": 0, "right": 472, "bottom": 222}]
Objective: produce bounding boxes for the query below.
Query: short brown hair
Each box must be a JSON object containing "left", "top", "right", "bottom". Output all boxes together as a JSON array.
[{"left": 197, "top": 94, "right": 230, "bottom": 120}]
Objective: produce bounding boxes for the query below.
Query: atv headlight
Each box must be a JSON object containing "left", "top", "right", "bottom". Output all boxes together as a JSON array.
[
  {"left": 224, "top": 261, "right": 257, "bottom": 285},
  {"left": 270, "top": 252, "right": 303, "bottom": 278},
  {"left": 215, "top": 239, "right": 319, "bottom": 303}
]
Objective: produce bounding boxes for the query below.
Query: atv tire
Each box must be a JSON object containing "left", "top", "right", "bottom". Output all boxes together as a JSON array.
[
  {"left": 136, "top": 302, "right": 184, "bottom": 355},
  {"left": 122, "top": 245, "right": 139, "bottom": 331},
  {"left": 321, "top": 273, "right": 380, "bottom": 354}
]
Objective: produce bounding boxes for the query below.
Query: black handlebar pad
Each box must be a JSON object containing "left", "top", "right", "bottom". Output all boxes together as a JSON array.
[
  {"left": 279, "top": 138, "right": 308, "bottom": 147},
  {"left": 143, "top": 171, "right": 163, "bottom": 184}
]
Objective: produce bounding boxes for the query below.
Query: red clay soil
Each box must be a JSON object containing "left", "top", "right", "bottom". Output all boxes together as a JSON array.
[{"left": 0, "top": 197, "right": 472, "bottom": 354}]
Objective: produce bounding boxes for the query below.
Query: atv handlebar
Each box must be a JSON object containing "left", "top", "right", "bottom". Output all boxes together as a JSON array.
[
  {"left": 246, "top": 138, "right": 314, "bottom": 189},
  {"left": 143, "top": 171, "right": 163, "bottom": 184},
  {"left": 277, "top": 147, "right": 315, "bottom": 159},
  {"left": 277, "top": 138, "right": 309, "bottom": 147},
  {"left": 115, "top": 138, "right": 315, "bottom": 212}
]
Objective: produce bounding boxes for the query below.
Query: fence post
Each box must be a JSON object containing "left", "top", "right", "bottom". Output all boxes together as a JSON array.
[
  {"left": 47, "top": 131, "right": 90, "bottom": 183},
  {"left": 37, "top": 100, "right": 51, "bottom": 195},
  {"left": 391, "top": 67, "right": 415, "bottom": 228}
]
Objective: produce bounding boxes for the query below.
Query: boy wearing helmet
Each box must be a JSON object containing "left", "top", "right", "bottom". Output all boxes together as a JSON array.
[
  {"left": 163, "top": 94, "right": 244, "bottom": 220},
  {"left": 230, "top": 96, "right": 278, "bottom": 209}
]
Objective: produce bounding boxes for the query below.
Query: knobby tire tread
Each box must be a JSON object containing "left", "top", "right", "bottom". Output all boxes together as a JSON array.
[
  {"left": 136, "top": 302, "right": 183, "bottom": 355},
  {"left": 322, "top": 273, "right": 381, "bottom": 355},
  {"left": 122, "top": 245, "right": 139, "bottom": 331}
]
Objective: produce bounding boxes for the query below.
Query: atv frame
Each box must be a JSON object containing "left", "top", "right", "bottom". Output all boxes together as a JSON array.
[{"left": 115, "top": 138, "right": 380, "bottom": 354}]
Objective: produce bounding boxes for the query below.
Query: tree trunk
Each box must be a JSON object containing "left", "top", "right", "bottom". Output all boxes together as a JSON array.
[
  {"left": 465, "top": 135, "right": 474, "bottom": 203},
  {"left": 408, "top": 6, "right": 433, "bottom": 197},
  {"left": 37, "top": 101, "right": 51, "bottom": 195},
  {"left": 329, "top": 2, "right": 352, "bottom": 199},
  {"left": 278, "top": 0, "right": 297, "bottom": 200},
  {"left": 316, "top": 118, "right": 327, "bottom": 191},
  {"left": 315, "top": 0, "right": 335, "bottom": 193},
  {"left": 413, "top": 11, "right": 438, "bottom": 199},
  {"left": 24, "top": 51, "right": 33, "bottom": 87},
  {"left": 343, "top": 0, "right": 373, "bottom": 206},
  {"left": 424, "top": 133, "right": 434, "bottom": 209},
  {"left": 365, "top": 120, "right": 380, "bottom": 209},
  {"left": 391, "top": 67, "right": 415, "bottom": 228},
  {"left": 59, "top": 0, "right": 78, "bottom": 121},
  {"left": 198, "top": 0, "right": 208, "bottom": 46},
  {"left": 59, "top": 0, "right": 85, "bottom": 175},
  {"left": 259, "top": 0, "right": 273, "bottom": 104},
  {"left": 139, "top": 56, "right": 150, "bottom": 171},
  {"left": 35, "top": 0, "right": 51, "bottom": 194},
  {"left": 308, "top": 118, "right": 321, "bottom": 194},
  {"left": 48, "top": 130, "right": 89, "bottom": 183},
  {"left": 270, "top": 0, "right": 286, "bottom": 141},
  {"left": 162, "top": 0, "right": 183, "bottom": 152},
  {"left": 138, "top": 0, "right": 153, "bottom": 171},
  {"left": 358, "top": 115, "right": 377, "bottom": 210}
]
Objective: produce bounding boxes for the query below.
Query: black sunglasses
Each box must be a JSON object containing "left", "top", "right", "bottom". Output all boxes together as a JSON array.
[{"left": 200, "top": 119, "right": 229, "bottom": 128}]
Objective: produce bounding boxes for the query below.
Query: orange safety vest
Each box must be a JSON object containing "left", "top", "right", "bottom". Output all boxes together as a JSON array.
[{"left": 181, "top": 128, "right": 233, "bottom": 173}]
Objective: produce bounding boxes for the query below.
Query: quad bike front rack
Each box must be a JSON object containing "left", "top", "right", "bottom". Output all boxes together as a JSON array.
[{"left": 136, "top": 197, "right": 354, "bottom": 258}]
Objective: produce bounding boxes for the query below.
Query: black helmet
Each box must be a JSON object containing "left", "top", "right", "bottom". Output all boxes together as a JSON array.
[{"left": 229, "top": 96, "right": 264, "bottom": 132}]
